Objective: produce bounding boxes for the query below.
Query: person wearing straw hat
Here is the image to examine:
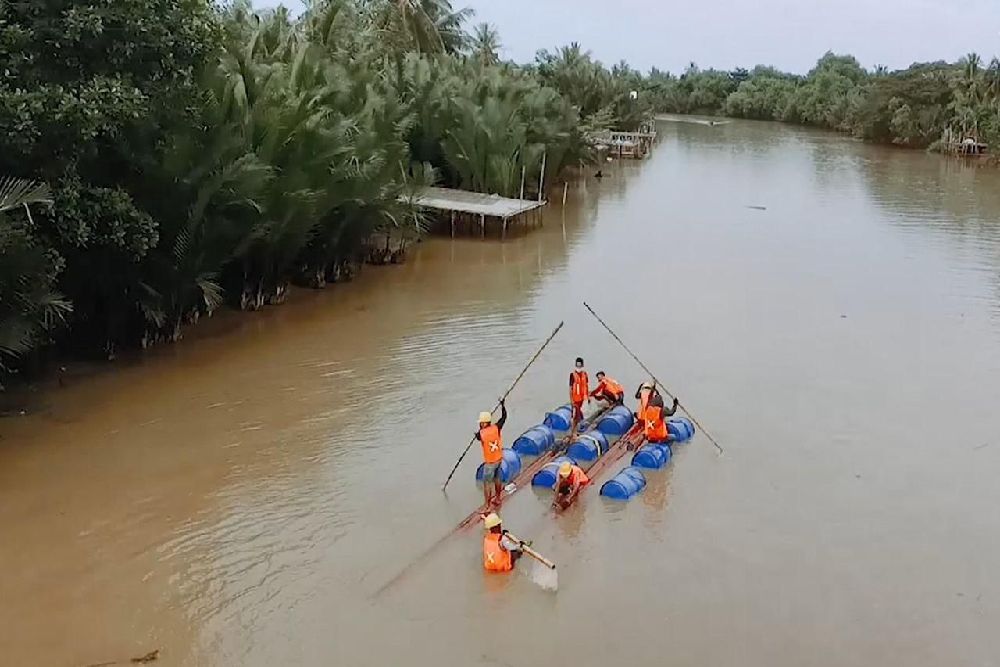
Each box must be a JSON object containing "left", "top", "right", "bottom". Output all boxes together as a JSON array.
[
  {"left": 482, "top": 513, "right": 524, "bottom": 572},
  {"left": 475, "top": 400, "right": 508, "bottom": 508},
  {"left": 642, "top": 393, "right": 679, "bottom": 444},
  {"left": 554, "top": 461, "right": 590, "bottom": 510}
]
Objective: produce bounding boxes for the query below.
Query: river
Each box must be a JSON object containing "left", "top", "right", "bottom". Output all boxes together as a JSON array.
[{"left": 2, "top": 118, "right": 1000, "bottom": 666}]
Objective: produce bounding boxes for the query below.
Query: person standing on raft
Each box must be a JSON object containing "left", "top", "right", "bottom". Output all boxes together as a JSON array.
[
  {"left": 569, "top": 357, "right": 589, "bottom": 435},
  {"left": 475, "top": 400, "right": 508, "bottom": 508},
  {"left": 642, "top": 393, "right": 679, "bottom": 444},
  {"left": 553, "top": 461, "right": 590, "bottom": 510},
  {"left": 591, "top": 371, "right": 625, "bottom": 406},
  {"left": 482, "top": 512, "right": 524, "bottom": 572}
]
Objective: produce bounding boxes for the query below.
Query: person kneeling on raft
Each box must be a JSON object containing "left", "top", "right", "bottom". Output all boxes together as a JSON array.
[
  {"left": 634, "top": 381, "right": 660, "bottom": 419},
  {"left": 475, "top": 400, "right": 508, "bottom": 508},
  {"left": 642, "top": 393, "right": 679, "bottom": 444},
  {"left": 590, "top": 371, "right": 625, "bottom": 406},
  {"left": 554, "top": 461, "right": 590, "bottom": 510},
  {"left": 482, "top": 513, "right": 525, "bottom": 572}
]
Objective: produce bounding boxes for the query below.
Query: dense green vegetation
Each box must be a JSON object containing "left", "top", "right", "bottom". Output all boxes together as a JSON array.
[
  {"left": 645, "top": 52, "right": 1000, "bottom": 149},
  {"left": 0, "top": 0, "right": 651, "bottom": 386},
  {"left": 4, "top": 1, "right": 995, "bottom": 389}
]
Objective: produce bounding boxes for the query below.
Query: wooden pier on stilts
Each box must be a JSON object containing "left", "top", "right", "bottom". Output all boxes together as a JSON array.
[{"left": 402, "top": 186, "right": 548, "bottom": 240}]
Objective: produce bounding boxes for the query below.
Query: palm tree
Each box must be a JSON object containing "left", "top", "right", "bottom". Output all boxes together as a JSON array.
[
  {"left": 0, "top": 177, "right": 71, "bottom": 382},
  {"left": 470, "top": 22, "right": 500, "bottom": 66},
  {"left": 985, "top": 57, "right": 1000, "bottom": 98},
  {"left": 374, "top": 0, "right": 474, "bottom": 55}
]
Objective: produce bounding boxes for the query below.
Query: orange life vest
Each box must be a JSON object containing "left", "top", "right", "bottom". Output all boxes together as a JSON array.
[
  {"left": 566, "top": 465, "right": 590, "bottom": 488},
  {"left": 642, "top": 404, "right": 668, "bottom": 442},
  {"left": 479, "top": 424, "right": 503, "bottom": 465},
  {"left": 483, "top": 532, "right": 513, "bottom": 572},
  {"left": 571, "top": 370, "right": 589, "bottom": 404},
  {"left": 599, "top": 377, "right": 624, "bottom": 399},
  {"left": 556, "top": 465, "right": 590, "bottom": 500}
]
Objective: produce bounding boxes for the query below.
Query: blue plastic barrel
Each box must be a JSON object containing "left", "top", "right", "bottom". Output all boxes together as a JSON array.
[
  {"left": 475, "top": 448, "right": 522, "bottom": 483},
  {"left": 632, "top": 443, "right": 673, "bottom": 469},
  {"left": 512, "top": 424, "right": 557, "bottom": 456},
  {"left": 631, "top": 444, "right": 666, "bottom": 469},
  {"left": 667, "top": 418, "right": 695, "bottom": 442},
  {"left": 543, "top": 405, "right": 574, "bottom": 431},
  {"left": 596, "top": 405, "right": 635, "bottom": 437},
  {"left": 531, "top": 455, "right": 578, "bottom": 488},
  {"left": 566, "top": 430, "right": 610, "bottom": 462},
  {"left": 600, "top": 466, "right": 647, "bottom": 500}
]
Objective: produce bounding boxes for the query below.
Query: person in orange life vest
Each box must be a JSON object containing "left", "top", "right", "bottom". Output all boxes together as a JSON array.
[
  {"left": 553, "top": 461, "right": 590, "bottom": 509},
  {"left": 482, "top": 512, "right": 524, "bottom": 572},
  {"left": 474, "top": 400, "right": 508, "bottom": 507},
  {"left": 569, "top": 357, "right": 589, "bottom": 433},
  {"left": 642, "top": 393, "right": 679, "bottom": 444},
  {"left": 633, "top": 381, "right": 662, "bottom": 420},
  {"left": 590, "top": 371, "right": 625, "bottom": 405}
]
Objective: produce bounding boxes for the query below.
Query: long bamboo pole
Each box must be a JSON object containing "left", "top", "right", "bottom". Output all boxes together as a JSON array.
[
  {"left": 582, "top": 302, "right": 725, "bottom": 455},
  {"left": 441, "top": 321, "right": 566, "bottom": 491}
]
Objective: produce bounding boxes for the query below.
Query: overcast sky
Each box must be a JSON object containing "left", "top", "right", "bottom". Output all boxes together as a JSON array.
[{"left": 260, "top": 0, "right": 999, "bottom": 74}]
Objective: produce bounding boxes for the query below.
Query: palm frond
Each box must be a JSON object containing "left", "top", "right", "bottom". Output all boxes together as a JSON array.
[{"left": 0, "top": 177, "right": 53, "bottom": 213}]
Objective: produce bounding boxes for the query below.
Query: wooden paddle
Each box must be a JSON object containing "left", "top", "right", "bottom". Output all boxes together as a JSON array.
[{"left": 504, "top": 531, "right": 556, "bottom": 569}]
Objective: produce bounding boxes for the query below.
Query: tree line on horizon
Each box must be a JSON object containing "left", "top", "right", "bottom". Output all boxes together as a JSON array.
[
  {"left": 0, "top": 0, "right": 654, "bottom": 388},
  {"left": 642, "top": 51, "right": 1000, "bottom": 149}
]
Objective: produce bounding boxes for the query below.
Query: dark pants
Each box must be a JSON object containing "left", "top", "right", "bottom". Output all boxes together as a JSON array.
[{"left": 594, "top": 390, "right": 623, "bottom": 405}]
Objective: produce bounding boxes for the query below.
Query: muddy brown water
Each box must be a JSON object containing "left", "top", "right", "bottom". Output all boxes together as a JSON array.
[{"left": 3, "top": 118, "right": 1000, "bottom": 666}]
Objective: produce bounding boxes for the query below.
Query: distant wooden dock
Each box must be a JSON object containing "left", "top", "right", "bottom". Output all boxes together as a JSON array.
[
  {"left": 951, "top": 138, "right": 989, "bottom": 157},
  {"left": 591, "top": 123, "right": 658, "bottom": 159}
]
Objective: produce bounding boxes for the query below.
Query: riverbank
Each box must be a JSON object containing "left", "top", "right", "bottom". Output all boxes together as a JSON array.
[
  {"left": 657, "top": 111, "right": 1000, "bottom": 168},
  {"left": 646, "top": 52, "right": 999, "bottom": 155}
]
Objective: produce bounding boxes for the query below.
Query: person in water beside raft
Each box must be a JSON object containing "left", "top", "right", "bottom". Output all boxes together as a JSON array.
[
  {"left": 591, "top": 371, "right": 624, "bottom": 406},
  {"left": 475, "top": 400, "right": 508, "bottom": 508},
  {"left": 554, "top": 461, "right": 590, "bottom": 510},
  {"left": 569, "top": 357, "right": 589, "bottom": 435},
  {"left": 642, "top": 393, "right": 679, "bottom": 444},
  {"left": 482, "top": 512, "right": 524, "bottom": 572}
]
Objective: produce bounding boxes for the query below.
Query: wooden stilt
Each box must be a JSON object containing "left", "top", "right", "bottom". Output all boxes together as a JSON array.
[
  {"left": 450, "top": 211, "right": 455, "bottom": 238},
  {"left": 502, "top": 217, "right": 508, "bottom": 240},
  {"left": 480, "top": 213, "right": 485, "bottom": 239},
  {"left": 562, "top": 182, "right": 568, "bottom": 206},
  {"left": 537, "top": 151, "right": 547, "bottom": 202}
]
